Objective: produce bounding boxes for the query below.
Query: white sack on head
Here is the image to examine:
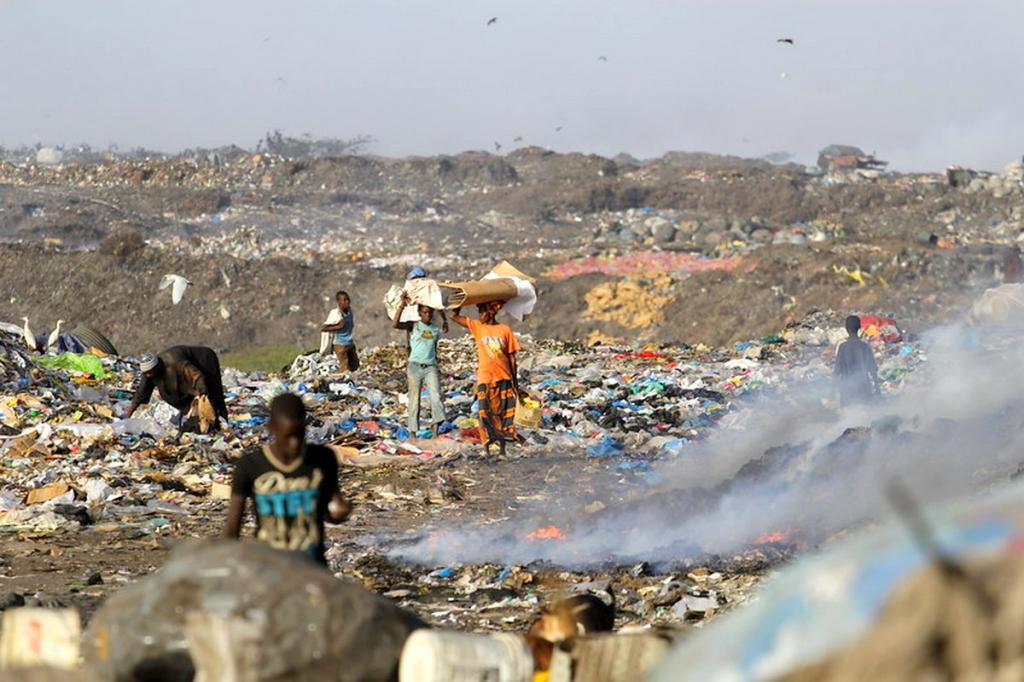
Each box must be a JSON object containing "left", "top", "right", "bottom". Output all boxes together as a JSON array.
[{"left": 384, "top": 280, "right": 445, "bottom": 322}]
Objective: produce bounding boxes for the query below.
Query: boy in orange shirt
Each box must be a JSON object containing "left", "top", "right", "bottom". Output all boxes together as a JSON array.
[{"left": 451, "top": 301, "right": 521, "bottom": 456}]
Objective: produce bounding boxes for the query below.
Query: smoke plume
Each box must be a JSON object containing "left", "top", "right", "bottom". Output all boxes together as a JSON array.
[{"left": 394, "top": 319, "right": 1024, "bottom": 567}]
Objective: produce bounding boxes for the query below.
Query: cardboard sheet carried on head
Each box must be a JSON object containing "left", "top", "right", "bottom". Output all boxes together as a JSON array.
[
  {"left": 440, "top": 278, "right": 520, "bottom": 308},
  {"left": 440, "top": 262, "right": 537, "bottom": 319}
]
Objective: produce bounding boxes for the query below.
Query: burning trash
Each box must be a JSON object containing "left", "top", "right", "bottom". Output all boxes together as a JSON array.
[
  {"left": 754, "top": 529, "right": 807, "bottom": 550},
  {"left": 526, "top": 526, "right": 568, "bottom": 542}
]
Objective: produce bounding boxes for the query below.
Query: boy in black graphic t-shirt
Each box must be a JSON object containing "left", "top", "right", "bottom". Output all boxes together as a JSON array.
[{"left": 225, "top": 393, "right": 352, "bottom": 565}]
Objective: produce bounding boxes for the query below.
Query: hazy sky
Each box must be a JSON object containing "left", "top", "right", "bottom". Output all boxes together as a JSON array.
[{"left": 3, "top": 0, "right": 1022, "bottom": 171}]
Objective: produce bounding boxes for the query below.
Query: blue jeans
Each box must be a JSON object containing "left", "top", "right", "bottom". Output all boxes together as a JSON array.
[{"left": 407, "top": 363, "right": 445, "bottom": 432}]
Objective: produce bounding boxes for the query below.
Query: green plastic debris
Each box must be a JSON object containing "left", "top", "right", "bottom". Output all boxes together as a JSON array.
[{"left": 38, "top": 353, "right": 107, "bottom": 379}]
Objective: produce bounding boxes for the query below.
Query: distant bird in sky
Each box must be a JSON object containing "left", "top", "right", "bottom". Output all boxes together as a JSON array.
[
  {"left": 275, "top": 77, "right": 286, "bottom": 86},
  {"left": 776, "top": 38, "right": 794, "bottom": 45},
  {"left": 494, "top": 141, "right": 502, "bottom": 152},
  {"left": 487, "top": 17, "right": 497, "bottom": 26},
  {"left": 513, "top": 136, "right": 523, "bottom": 143},
  {"left": 780, "top": 71, "right": 789, "bottom": 79},
  {"left": 159, "top": 274, "right": 191, "bottom": 305},
  {"left": 47, "top": 320, "right": 63, "bottom": 350},
  {"left": 263, "top": 36, "right": 271, "bottom": 43},
  {"left": 555, "top": 126, "right": 563, "bottom": 133},
  {"left": 598, "top": 55, "right": 608, "bottom": 62}
]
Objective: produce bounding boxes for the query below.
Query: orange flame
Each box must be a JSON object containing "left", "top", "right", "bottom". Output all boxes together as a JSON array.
[
  {"left": 527, "top": 525, "right": 567, "bottom": 541},
  {"left": 754, "top": 529, "right": 806, "bottom": 548}
]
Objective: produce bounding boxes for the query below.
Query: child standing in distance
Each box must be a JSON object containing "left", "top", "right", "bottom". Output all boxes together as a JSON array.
[
  {"left": 451, "top": 300, "right": 521, "bottom": 457},
  {"left": 834, "top": 314, "right": 882, "bottom": 407},
  {"left": 224, "top": 393, "right": 352, "bottom": 566},
  {"left": 321, "top": 290, "right": 359, "bottom": 372},
  {"left": 393, "top": 293, "right": 446, "bottom": 438}
]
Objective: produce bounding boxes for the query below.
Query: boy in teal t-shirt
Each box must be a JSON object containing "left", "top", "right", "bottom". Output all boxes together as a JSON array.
[{"left": 393, "top": 294, "right": 446, "bottom": 437}]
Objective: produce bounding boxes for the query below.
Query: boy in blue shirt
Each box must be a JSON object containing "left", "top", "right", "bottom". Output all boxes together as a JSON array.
[
  {"left": 321, "top": 290, "right": 360, "bottom": 372},
  {"left": 393, "top": 293, "right": 446, "bottom": 438}
]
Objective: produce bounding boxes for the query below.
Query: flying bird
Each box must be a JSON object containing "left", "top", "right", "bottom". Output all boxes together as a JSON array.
[
  {"left": 494, "top": 141, "right": 502, "bottom": 152},
  {"left": 487, "top": 16, "right": 497, "bottom": 26},
  {"left": 555, "top": 126, "right": 563, "bottom": 133},
  {"left": 598, "top": 55, "right": 608, "bottom": 62},
  {"left": 776, "top": 38, "right": 794, "bottom": 45},
  {"left": 21, "top": 317, "right": 37, "bottom": 352},
  {"left": 159, "top": 274, "right": 191, "bottom": 305},
  {"left": 513, "top": 136, "right": 523, "bottom": 143},
  {"left": 47, "top": 320, "right": 63, "bottom": 350}
]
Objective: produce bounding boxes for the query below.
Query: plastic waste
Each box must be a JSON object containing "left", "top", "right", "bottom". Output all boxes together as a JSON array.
[
  {"left": 399, "top": 630, "right": 533, "bottom": 682},
  {"left": 548, "top": 633, "right": 670, "bottom": 682},
  {"left": 36, "top": 353, "right": 106, "bottom": 379},
  {"left": 84, "top": 478, "right": 116, "bottom": 504},
  {"left": 586, "top": 436, "right": 624, "bottom": 458}
]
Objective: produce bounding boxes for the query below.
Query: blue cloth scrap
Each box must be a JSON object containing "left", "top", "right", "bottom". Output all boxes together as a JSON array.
[
  {"left": 613, "top": 460, "right": 651, "bottom": 472},
  {"left": 587, "top": 435, "right": 625, "bottom": 457}
]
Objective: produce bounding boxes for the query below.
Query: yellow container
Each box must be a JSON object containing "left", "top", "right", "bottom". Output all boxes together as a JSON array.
[{"left": 514, "top": 396, "right": 543, "bottom": 430}]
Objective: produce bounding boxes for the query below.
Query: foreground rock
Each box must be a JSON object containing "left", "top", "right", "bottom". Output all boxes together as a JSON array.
[{"left": 84, "top": 540, "right": 426, "bottom": 682}]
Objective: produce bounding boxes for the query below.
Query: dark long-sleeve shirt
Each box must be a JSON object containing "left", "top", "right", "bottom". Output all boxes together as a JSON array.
[
  {"left": 130, "top": 345, "right": 228, "bottom": 418},
  {"left": 835, "top": 337, "right": 880, "bottom": 406}
]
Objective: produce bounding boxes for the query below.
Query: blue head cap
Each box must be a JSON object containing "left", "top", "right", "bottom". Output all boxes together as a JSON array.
[{"left": 407, "top": 266, "right": 428, "bottom": 280}]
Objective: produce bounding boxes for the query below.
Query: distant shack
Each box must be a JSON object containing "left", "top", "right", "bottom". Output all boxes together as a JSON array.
[{"left": 817, "top": 144, "right": 888, "bottom": 172}]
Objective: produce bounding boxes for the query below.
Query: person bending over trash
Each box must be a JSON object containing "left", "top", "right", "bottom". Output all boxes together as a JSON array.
[
  {"left": 393, "top": 293, "right": 446, "bottom": 439},
  {"left": 834, "top": 315, "right": 882, "bottom": 407},
  {"left": 320, "top": 290, "right": 360, "bottom": 372},
  {"left": 224, "top": 393, "right": 352, "bottom": 566},
  {"left": 451, "top": 301, "right": 522, "bottom": 456},
  {"left": 124, "top": 345, "right": 228, "bottom": 433}
]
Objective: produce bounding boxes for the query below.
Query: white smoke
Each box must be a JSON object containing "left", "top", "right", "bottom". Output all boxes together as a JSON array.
[{"left": 394, "top": 319, "right": 1024, "bottom": 567}]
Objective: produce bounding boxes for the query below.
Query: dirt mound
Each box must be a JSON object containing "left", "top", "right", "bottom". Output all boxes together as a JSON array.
[
  {"left": 0, "top": 235, "right": 1008, "bottom": 356},
  {"left": 1, "top": 147, "right": 1021, "bottom": 354}
]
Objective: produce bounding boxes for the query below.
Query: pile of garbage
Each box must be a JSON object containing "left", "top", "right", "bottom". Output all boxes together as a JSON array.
[
  {"left": 589, "top": 208, "right": 842, "bottom": 251},
  {"left": 0, "top": 307, "right": 934, "bottom": 658},
  {"left": 948, "top": 159, "right": 1024, "bottom": 197},
  {"left": 0, "top": 305, "right": 926, "bottom": 532}
]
